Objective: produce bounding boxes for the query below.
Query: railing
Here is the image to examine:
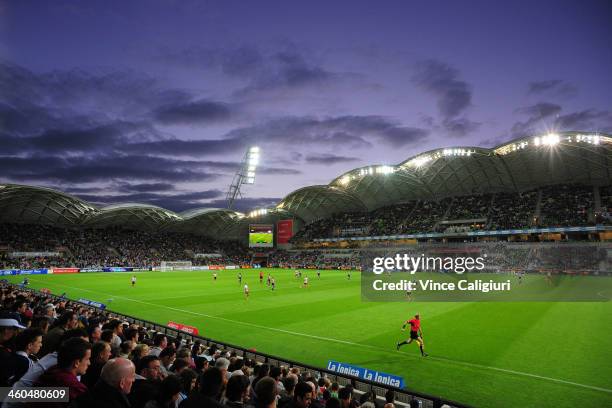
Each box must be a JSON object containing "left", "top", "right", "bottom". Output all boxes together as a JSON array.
[{"left": 10, "top": 284, "right": 471, "bottom": 408}]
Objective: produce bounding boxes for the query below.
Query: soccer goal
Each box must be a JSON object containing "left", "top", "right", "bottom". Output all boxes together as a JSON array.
[{"left": 160, "top": 261, "right": 193, "bottom": 271}]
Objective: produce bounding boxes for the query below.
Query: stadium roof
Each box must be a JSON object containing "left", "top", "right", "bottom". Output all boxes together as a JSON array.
[{"left": 1, "top": 131, "right": 610, "bottom": 237}]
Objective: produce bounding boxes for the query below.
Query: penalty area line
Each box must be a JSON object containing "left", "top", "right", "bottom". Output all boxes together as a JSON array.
[{"left": 26, "top": 277, "right": 612, "bottom": 395}]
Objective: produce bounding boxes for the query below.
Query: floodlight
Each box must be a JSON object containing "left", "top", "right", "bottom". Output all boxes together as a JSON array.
[{"left": 250, "top": 146, "right": 260, "bottom": 153}]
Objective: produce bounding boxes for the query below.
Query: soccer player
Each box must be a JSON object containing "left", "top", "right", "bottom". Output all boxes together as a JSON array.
[
  {"left": 244, "top": 283, "right": 250, "bottom": 299},
  {"left": 259, "top": 271, "right": 264, "bottom": 284},
  {"left": 303, "top": 275, "right": 309, "bottom": 288},
  {"left": 238, "top": 272, "right": 243, "bottom": 284},
  {"left": 131, "top": 275, "right": 136, "bottom": 287},
  {"left": 396, "top": 314, "right": 428, "bottom": 356},
  {"left": 294, "top": 270, "right": 299, "bottom": 279},
  {"left": 317, "top": 270, "right": 321, "bottom": 279},
  {"left": 347, "top": 271, "right": 351, "bottom": 280},
  {"left": 271, "top": 277, "right": 276, "bottom": 291},
  {"left": 267, "top": 274, "right": 271, "bottom": 286},
  {"left": 213, "top": 272, "right": 218, "bottom": 281}
]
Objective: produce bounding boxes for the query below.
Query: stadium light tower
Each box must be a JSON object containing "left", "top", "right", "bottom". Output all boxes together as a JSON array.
[{"left": 226, "top": 146, "right": 260, "bottom": 209}]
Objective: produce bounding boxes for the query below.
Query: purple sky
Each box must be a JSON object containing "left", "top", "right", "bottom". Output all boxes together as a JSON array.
[{"left": 1, "top": 0, "right": 611, "bottom": 212}]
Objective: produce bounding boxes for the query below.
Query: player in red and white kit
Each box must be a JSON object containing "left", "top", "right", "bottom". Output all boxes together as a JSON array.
[{"left": 396, "top": 314, "right": 428, "bottom": 356}]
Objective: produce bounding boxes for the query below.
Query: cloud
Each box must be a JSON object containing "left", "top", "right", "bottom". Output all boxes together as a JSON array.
[
  {"left": 0, "top": 154, "right": 221, "bottom": 184},
  {"left": 412, "top": 59, "right": 472, "bottom": 119},
  {"left": 553, "top": 109, "right": 612, "bottom": 130},
  {"left": 116, "top": 182, "right": 176, "bottom": 193},
  {"left": 528, "top": 80, "right": 577, "bottom": 97},
  {"left": 304, "top": 153, "right": 360, "bottom": 165},
  {"left": 441, "top": 118, "right": 482, "bottom": 137},
  {"left": 511, "top": 102, "right": 562, "bottom": 136},
  {"left": 153, "top": 99, "right": 235, "bottom": 125}
]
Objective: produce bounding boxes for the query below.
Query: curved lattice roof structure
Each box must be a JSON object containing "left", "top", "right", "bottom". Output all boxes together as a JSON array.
[
  {"left": 1, "top": 131, "right": 610, "bottom": 237},
  {"left": 0, "top": 184, "right": 97, "bottom": 227}
]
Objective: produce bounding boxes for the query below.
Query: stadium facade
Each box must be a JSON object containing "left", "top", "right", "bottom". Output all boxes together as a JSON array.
[{"left": 1, "top": 131, "right": 610, "bottom": 241}]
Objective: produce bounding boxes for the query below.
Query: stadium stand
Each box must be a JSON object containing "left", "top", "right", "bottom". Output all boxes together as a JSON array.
[{"left": 0, "top": 283, "right": 467, "bottom": 408}]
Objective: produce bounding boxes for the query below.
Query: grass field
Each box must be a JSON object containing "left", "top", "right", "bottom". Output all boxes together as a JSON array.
[{"left": 8, "top": 269, "right": 612, "bottom": 408}]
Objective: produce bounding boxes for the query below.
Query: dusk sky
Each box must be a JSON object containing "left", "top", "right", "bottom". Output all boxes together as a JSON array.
[{"left": 1, "top": 0, "right": 611, "bottom": 212}]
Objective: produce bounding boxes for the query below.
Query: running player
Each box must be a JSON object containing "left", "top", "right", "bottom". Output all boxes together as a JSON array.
[
  {"left": 347, "top": 271, "right": 351, "bottom": 280},
  {"left": 271, "top": 277, "right": 276, "bottom": 291},
  {"left": 238, "top": 272, "right": 243, "bottom": 285},
  {"left": 267, "top": 274, "right": 271, "bottom": 286},
  {"left": 317, "top": 270, "right": 321, "bottom": 279},
  {"left": 294, "top": 270, "right": 299, "bottom": 279},
  {"left": 396, "top": 314, "right": 428, "bottom": 356},
  {"left": 131, "top": 275, "right": 136, "bottom": 287},
  {"left": 244, "top": 283, "right": 250, "bottom": 299},
  {"left": 259, "top": 271, "right": 264, "bottom": 284},
  {"left": 213, "top": 272, "right": 218, "bottom": 281},
  {"left": 303, "top": 275, "right": 309, "bottom": 288}
]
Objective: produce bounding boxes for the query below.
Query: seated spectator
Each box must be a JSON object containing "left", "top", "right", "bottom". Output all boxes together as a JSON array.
[
  {"left": 177, "top": 368, "right": 198, "bottom": 407},
  {"left": 283, "top": 382, "right": 312, "bottom": 408},
  {"left": 120, "top": 340, "right": 136, "bottom": 359},
  {"left": 8, "top": 327, "right": 43, "bottom": 385},
  {"left": 170, "top": 358, "right": 190, "bottom": 375},
  {"left": 159, "top": 346, "right": 176, "bottom": 377},
  {"left": 81, "top": 341, "right": 112, "bottom": 388},
  {"left": 144, "top": 374, "right": 182, "bottom": 408},
  {"left": 254, "top": 377, "right": 277, "bottom": 408},
  {"left": 179, "top": 366, "right": 225, "bottom": 408},
  {"left": 225, "top": 374, "right": 252, "bottom": 408},
  {"left": 35, "top": 337, "right": 91, "bottom": 404},
  {"left": 215, "top": 357, "right": 230, "bottom": 381},
  {"left": 72, "top": 358, "right": 136, "bottom": 408},
  {"left": 130, "top": 355, "right": 163, "bottom": 408},
  {"left": 150, "top": 333, "right": 168, "bottom": 356},
  {"left": 131, "top": 343, "right": 151, "bottom": 367},
  {"left": 40, "top": 310, "right": 78, "bottom": 357},
  {"left": 88, "top": 324, "right": 102, "bottom": 343},
  {"left": 338, "top": 387, "right": 351, "bottom": 408},
  {"left": 0, "top": 318, "right": 27, "bottom": 386}
]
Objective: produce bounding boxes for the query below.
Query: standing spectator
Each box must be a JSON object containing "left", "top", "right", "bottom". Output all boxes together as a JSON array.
[
  {"left": 35, "top": 337, "right": 91, "bottom": 404},
  {"left": 72, "top": 358, "right": 136, "bottom": 408}
]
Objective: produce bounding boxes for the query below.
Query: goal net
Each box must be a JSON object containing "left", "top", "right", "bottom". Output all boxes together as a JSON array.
[{"left": 160, "top": 261, "right": 193, "bottom": 271}]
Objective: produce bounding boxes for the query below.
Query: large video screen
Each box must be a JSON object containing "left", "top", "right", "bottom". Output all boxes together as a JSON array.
[{"left": 249, "top": 224, "right": 274, "bottom": 248}]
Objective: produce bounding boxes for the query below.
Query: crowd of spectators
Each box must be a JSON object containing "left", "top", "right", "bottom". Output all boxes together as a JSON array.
[
  {"left": 539, "top": 184, "right": 594, "bottom": 227},
  {"left": 267, "top": 251, "right": 359, "bottom": 270},
  {"left": 0, "top": 225, "right": 250, "bottom": 270},
  {"left": 0, "top": 283, "right": 408, "bottom": 408},
  {"left": 293, "top": 184, "right": 605, "bottom": 241},
  {"left": 488, "top": 191, "right": 538, "bottom": 230}
]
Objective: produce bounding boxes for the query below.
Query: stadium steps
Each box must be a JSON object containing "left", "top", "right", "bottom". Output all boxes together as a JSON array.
[
  {"left": 593, "top": 185, "right": 602, "bottom": 211},
  {"left": 532, "top": 189, "right": 543, "bottom": 226}
]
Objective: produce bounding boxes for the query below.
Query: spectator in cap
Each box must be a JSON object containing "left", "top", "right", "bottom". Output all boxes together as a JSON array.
[{"left": 0, "top": 318, "right": 26, "bottom": 387}]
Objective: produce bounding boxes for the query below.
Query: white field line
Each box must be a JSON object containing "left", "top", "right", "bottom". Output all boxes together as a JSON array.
[{"left": 28, "top": 277, "right": 612, "bottom": 394}]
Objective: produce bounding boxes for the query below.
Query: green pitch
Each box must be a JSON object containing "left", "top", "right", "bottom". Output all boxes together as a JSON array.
[{"left": 8, "top": 270, "right": 612, "bottom": 408}]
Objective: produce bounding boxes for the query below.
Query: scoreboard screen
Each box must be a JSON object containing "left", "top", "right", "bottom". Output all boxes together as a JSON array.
[{"left": 249, "top": 224, "right": 274, "bottom": 248}]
